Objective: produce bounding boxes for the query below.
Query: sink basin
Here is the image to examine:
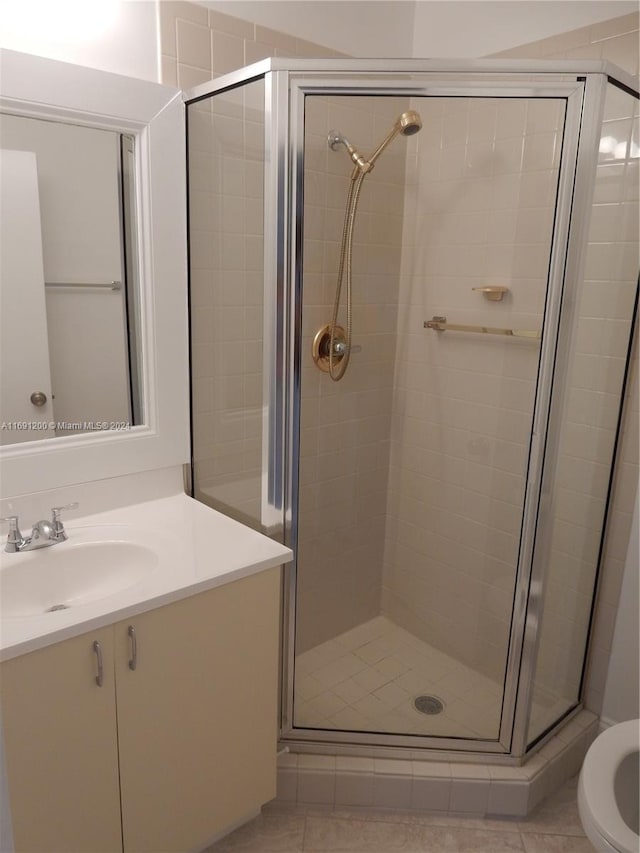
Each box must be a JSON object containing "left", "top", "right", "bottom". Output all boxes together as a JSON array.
[{"left": 0, "top": 526, "right": 160, "bottom": 618}]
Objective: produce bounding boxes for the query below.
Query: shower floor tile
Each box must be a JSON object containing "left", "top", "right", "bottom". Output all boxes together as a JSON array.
[{"left": 294, "top": 616, "right": 503, "bottom": 739}]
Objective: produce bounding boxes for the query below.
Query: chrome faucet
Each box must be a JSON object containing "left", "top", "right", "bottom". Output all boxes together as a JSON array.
[{"left": 1, "top": 502, "right": 79, "bottom": 553}]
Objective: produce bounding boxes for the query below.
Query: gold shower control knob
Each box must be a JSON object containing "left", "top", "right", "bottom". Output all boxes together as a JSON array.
[{"left": 312, "top": 324, "right": 347, "bottom": 373}]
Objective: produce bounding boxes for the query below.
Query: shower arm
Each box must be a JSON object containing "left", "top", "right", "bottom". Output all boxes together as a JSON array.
[
  {"left": 328, "top": 133, "right": 373, "bottom": 174},
  {"left": 329, "top": 130, "right": 399, "bottom": 177}
]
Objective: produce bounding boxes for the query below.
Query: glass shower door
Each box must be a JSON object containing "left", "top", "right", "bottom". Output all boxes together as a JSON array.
[
  {"left": 291, "top": 86, "right": 576, "bottom": 746},
  {"left": 186, "top": 78, "right": 280, "bottom": 535},
  {"left": 525, "top": 81, "right": 639, "bottom": 746}
]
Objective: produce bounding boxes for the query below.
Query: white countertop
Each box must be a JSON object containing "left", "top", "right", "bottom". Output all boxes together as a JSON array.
[{"left": 0, "top": 493, "right": 292, "bottom": 661}]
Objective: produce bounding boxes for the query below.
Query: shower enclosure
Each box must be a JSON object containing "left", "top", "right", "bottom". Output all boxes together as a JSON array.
[{"left": 185, "top": 59, "right": 639, "bottom": 759}]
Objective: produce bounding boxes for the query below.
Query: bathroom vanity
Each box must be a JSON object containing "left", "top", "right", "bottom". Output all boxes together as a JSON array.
[{"left": 0, "top": 494, "right": 292, "bottom": 853}]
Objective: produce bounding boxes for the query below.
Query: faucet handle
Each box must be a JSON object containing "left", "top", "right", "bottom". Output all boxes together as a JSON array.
[
  {"left": 51, "top": 502, "right": 79, "bottom": 533},
  {"left": 0, "top": 516, "right": 24, "bottom": 552}
]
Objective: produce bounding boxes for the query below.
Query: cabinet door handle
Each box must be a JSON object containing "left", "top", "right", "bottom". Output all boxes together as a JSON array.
[
  {"left": 93, "top": 640, "right": 104, "bottom": 687},
  {"left": 127, "top": 625, "right": 137, "bottom": 671}
]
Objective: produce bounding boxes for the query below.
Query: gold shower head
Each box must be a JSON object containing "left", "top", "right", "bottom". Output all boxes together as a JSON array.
[
  {"left": 328, "top": 110, "right": 423, "bottom": 174},
  {"left": 365, "top": 110, "right": 423, "bottom": 168},
  {"left": 396, "top": 110, "right": 422, "bottom": 136}
]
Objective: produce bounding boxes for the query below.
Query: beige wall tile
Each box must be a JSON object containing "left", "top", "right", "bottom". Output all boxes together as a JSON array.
[
  {"left": 564, "top": 42, "right": 604, "bottom": 61},
  {"left": 244, "top": 39, "right": 276, "bottom": 65},
  {"left": 296, "top": 37, "right": 338, "bottom": 58},
  {"left": 535, "top": 25, "right": 592, "bottom": 57},
  {"left": 210, "top": 29, "right": 244, "bottom": 74},
  {"left": 383, "top": 95, "right": 563, "bottom": 681},
  {"left": 176, "top": 18, "right": 211, "bottom": 71},
  {"left": 159, "top": 1, "right": 209, "bottom": 57},
  {"left": 255, "top": 24, "right": 298, "bottom": 55},
  {"left": 178, "top": 61, "right": 214, "bottom": 90},
  {"left": 168, "top": 0, "right": 208, "bottom": 26},
  {"left": 590, "top": 12, "right": 640, "bottom": 42},
  {"left": 600, "top": 30, "right": 640, "bottom": 75},
  {"left": 207, "top": 8, "right": 254, "bottom": 39}
]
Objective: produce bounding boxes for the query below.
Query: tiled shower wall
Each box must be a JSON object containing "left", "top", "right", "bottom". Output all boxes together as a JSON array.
[
  {"left": 297, "top": 97, "right": 409, "bottom": 652},
  {"left": 492, "top": 11, "right": 639, "bottom": 72},
  {"left": 161, "top": 2, "right": 347, "bottom": 527},
  {"left": 382, "top": 96, "right": 562, "bottom": 682},
  {"left": 159, "top": 0, "right": 346, "bottom": 91},
  {"left": 383, "top": 13, "right": 639, "bottom": 697},
  {"left": 492, "top": 12, "right": 639, "bottom": 721}
]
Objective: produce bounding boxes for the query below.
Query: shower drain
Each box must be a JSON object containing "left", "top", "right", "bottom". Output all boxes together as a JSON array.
[
  {"left": 45, "top": 603, "right": 70, "bottom": 612},
  {"left": 414, "top": 694, "right": 445, "bottom": 715}
]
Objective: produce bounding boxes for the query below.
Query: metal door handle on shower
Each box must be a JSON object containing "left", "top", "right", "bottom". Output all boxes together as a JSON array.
[{"left": 332, "top": 341, "right": 362, "bottom": 355}]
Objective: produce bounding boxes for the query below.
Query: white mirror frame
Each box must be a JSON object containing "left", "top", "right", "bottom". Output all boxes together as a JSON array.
[{"left": 0, "top": 49, "right": 189, "bottom": 498}]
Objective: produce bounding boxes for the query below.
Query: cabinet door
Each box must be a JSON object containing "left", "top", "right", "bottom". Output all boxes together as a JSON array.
[
  {"left": 116, "top": 568, "right": 281, "bottom": 853},
  {"left": 1, "top": 627, "right": 122, "bottom": 853}
]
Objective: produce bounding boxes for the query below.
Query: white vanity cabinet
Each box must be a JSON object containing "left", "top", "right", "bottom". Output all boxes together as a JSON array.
[
  {"left": 1, "top": 625, "right": 122, "bottom": 852},
  {"left": 1, "top": 566, "right": 281, "bottom": 853}
]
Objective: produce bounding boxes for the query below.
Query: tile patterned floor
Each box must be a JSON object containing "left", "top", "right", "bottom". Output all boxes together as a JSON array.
[
  {"left": 207, "top": 776, "right": 595, "bottom": 852},
  {"left": 293, "top": 616, "right": 565, "bottom": 741},
  {"left": 293, "top": 616, "right": 503, "bottom": 739}
]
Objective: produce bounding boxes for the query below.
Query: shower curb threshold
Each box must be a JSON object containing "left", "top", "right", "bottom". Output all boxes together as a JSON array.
[{"left": 275, "top": 710, "right": 597, "bottom": 818}]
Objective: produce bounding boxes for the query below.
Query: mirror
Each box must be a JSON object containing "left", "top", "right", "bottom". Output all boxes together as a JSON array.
[
  {"left": 0, "top": 114, "right": 142, "bottom": 445},
  {"left": 0, "top": 49, "right": 190, "bottom": 498}
]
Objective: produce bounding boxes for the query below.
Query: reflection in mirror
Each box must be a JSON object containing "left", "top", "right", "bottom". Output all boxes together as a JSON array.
[{"left": 0, "top": 114, "right": 141, "bottom": 445}]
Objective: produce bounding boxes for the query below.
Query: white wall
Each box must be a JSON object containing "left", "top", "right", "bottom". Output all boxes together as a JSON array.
[
  {"left": 0, "top": 0, "right": 159, "bottom": 81},
  {"left": 412, "top": 1, "right": 638, "bottom": 58},
  {"left": 203, "top": 0, "right": 416, "bottom": 57},
  {"left": 204, "top": 1, "right": 637, "bottom": 59}
]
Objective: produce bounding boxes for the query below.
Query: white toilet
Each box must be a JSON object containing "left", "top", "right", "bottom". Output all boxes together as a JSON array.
[{"left": 578, "top": 719, "right": 639, "bottom": 853}]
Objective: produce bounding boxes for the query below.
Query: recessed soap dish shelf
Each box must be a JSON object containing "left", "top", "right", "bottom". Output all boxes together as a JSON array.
[{"left": 473, "top": 286, "right": 509, "bottom": 302}]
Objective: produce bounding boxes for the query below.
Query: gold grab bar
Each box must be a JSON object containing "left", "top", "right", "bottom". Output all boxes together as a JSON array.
[
  {"left": 424, "top": 316, "right": 541, "bottom": 340},
  {"left": 45, "top": 280, "right": 122, "bottom": 291}
]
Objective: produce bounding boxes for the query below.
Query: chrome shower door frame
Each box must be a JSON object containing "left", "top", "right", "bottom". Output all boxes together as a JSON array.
[
  {"left": 511, "top": 71, "right": 640, "bottom": 756},
  {"left": 281, "top": 69, "right": 592, "bottom": 758},
  {"left": 508, "top": 72, "right": 609, "bottom": 757}
]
